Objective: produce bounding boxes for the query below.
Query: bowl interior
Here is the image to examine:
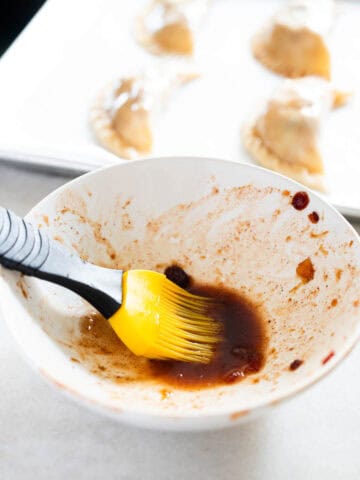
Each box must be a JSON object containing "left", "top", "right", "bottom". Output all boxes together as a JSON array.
[{"left": 1, "top": 157, "right": 360, "bottom": 428}]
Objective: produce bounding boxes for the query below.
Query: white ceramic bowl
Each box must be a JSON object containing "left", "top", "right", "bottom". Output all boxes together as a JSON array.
[{"left": 1, "top": 157, "right": 360, "bottom": 431}]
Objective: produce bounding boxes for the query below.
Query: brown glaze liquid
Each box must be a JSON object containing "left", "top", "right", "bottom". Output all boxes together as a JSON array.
[
  {"left": 150, "top": 267, "right": 267, "bottom": 388},
  {"left": 75, "top": 268, "right": 267, "bottom": 389},
  {"left": 308, "top": 211, "right": 319, "bottom": 224},
  {"left": 291, "top": 191, "right": 310, "bottom": 210}
]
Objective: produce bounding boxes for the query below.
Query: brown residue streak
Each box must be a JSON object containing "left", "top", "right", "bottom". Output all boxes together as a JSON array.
[
  {"left": 60, "top": 207, "right": 117, "bottom": 261},
  {"left": 70, "top": 357, "right": 80, "bottom": 363},
  {"left": 43, "top": 215, "right": 49, "bottom": 226},
  {"left": 230, "top": 410, "right": 249, "bottom": 421},
  {"left": 289, "top": 359, "right": 303, "bottom": 371},
  {"left": 147, "top": 220, "right": 160, "bottom": 233},
  {"left": 322, "top": 351, "right": 335, "bottom": 365},
  {"left": 53, "top": 235, "right": 64, "bottom": 244},
  {"left": 335, "top": 269, "right": 343, "bottom": 281},
  {"left": 296, "top": 258, "right": 315, "bottom": 283},
  {"left": 273, "top": 209, "right": 281, "bottom": 217},
  {"left": 308, "top": 211, "right": 320, "bottom": 224},
  {"left": 56, "top": 339, "right": 73, "bottom": 349},
  {"left": 349, "top": 240, "right": 354, "bottom": 247},
  {"left": 282, "top": 190, "right": 290, "bottom": 197},
  {"left": 310, "top": 230, "right": 329, "bottom": 238},
  {"left": 286, "top": 235, "right": 292, "bottom": 242},
  {"left": 331, "top": 299, "right": 338, "bottom": 307},
  {"left": 40, "top": 369, "right": 84, "bottom": 400},
  {"left": 17, "top": 278, "right": 28, "bottom": 299},
  {"left": 319, "top": 244, "right": 328, "bottom": 256},
  {"left": 212, "top": 186, "right": 219, "bottom": 195},
  {"left": 122, "top": 198, "right": 132, "bottom": 209},
  {"left": 155, "top": 263, "right": 167, "bottom": 270},
  {"left": 289, "top": 282, "right": 302, "bottom": 294},
  {"left": 42, "top": 374, "right": 66, "bottom": 391},
  {"left": 121, "top": 213, "right": 133, "bottom": 231},
  {"left": 160, "top": 389, "right": 172, "bottom": 400},
  {"left": 73, "top": 245, "right": 89, "bottom": 261}
]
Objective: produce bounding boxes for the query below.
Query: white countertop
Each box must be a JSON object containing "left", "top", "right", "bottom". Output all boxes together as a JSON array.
[{"left": 1, "top": 164, "right": 360, "bottom": 479}]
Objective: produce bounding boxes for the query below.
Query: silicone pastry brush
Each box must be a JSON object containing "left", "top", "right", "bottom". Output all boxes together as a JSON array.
[{"left": 0, "top": 207, "right": 220, "bottom": 363}]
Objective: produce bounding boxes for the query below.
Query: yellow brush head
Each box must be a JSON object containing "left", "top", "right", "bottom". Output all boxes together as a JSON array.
[{"left": 109, "top": 270, "right": 221, "bottom": 364}]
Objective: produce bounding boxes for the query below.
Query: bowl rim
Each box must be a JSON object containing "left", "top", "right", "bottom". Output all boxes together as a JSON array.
[{"left": 2, "top": 156, "right": 360, "bottom": 427}]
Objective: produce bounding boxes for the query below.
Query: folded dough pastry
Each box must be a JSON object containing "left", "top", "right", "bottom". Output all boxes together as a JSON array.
[
  {"left": 252, "top": 0, "right": 334, "bottom": 79},
  {"left": 90, "top": 68, "right": 197, "bottom": 159},
  {"left": 242, "top": 77, "right": 350, "bottom": 191},
  {"left": 134, "top": 0, "right": 210, "bottom": 55}
]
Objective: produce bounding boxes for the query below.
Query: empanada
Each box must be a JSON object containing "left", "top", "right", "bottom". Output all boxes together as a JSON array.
[
  {"left": 90, "top": 69, "right": 197, "bottom": 159},
  {"left": 135, "top": 0, "right": 210, "bottom": 55},
  {"left": 242, "top": 77, "right": 350, "bottom": 191},
  {"left": 252, "top": 0, "right": 334, "bottom": 79}
]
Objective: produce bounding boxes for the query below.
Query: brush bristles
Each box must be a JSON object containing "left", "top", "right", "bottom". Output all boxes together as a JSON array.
[{"left": 154, "top": 278, "right": 222, "bottom": 363}]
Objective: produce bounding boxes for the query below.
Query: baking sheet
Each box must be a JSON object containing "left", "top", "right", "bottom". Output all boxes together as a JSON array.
[{"left": 0, "top": 0, "right": 359, "bottom": 216}]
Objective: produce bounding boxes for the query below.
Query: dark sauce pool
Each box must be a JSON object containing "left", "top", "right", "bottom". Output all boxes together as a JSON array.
[
  {"left": 75, "top": 266, "right": 268, "bottom": 390},
  {"left": 149, "top": 267, "right": 267, "bottom": 388}
]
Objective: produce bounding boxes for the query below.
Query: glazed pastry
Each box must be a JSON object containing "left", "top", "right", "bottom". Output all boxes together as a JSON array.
[
  {"left": 134, "top": 0, "right": 210, "bottom": 55},
  {"left": 252, "top": 0, "right": 334, "bottom": 79},
  {"left": 90, "top": 68, "right": 198, "bottom": 159},
  {"left": 242, "top": 77, "right": 350, "bottom": 191}
]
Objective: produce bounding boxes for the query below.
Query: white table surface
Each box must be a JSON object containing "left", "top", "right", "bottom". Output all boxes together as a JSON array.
[{"left": 0, "top": 164, "right": 360, "bottom": 479}]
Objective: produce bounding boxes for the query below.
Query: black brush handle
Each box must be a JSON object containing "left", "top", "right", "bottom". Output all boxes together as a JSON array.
[{"left": 0, "top": 207, "right": 123, "bottom": 318}]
